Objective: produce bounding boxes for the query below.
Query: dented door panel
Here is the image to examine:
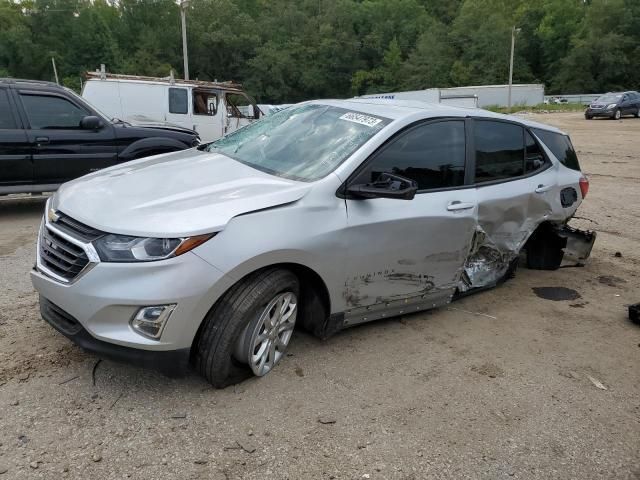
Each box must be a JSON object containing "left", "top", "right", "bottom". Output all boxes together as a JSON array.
[
  {"left": 342, "top": 189, "right": 477, "bottom": 321},
  {"left": 459, "top": 167, "right": 560, "bottom": 292}
]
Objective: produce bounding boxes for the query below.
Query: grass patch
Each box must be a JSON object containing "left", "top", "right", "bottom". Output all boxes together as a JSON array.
[{"left": 484, "top": 103, "right": 586, "bottom": 114}]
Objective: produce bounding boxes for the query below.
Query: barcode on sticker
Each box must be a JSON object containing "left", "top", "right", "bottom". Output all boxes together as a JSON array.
[{"left": 339, "top": 112, "right": 382, "bottom": 127}]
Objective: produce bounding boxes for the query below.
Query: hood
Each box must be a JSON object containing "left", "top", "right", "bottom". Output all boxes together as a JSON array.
[
  {"left": 121, "top": 115, "right": 197, "bottom": 136},
  {"left": 54, "top": 150, "right": 312, "bottom": 237}
]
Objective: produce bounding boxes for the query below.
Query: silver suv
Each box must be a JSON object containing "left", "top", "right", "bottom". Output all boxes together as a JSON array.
[{"left": 31, "top": 100, "right": 595, "bottom": 387}]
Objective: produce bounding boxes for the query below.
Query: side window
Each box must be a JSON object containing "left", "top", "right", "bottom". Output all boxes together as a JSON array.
[
  {"left": 533, "top": 128, "right": 581, "bottom": 171},
  {"left": 169, "top": 88, "right": 188, "bottom": 114},
  {"left": 525, "top": 131, "right": 547, "bottom": 173},
  {"left": 357, "top": 120, "right": 466, "bottom": 190},
  {"left": 193, "top": 90, "right": 218, "bottom": 116},
  {"left": 226, "top": 93, "right": 256, "bottom": 119},
  {"left": 0, "top": 90, "right": 18, "bottom": 129},
  {"left": 20, "top": 94, "right": 88, "bottom": 129},
  {"left": 474, "top": 120, "right": 524, "bottom": 182}
]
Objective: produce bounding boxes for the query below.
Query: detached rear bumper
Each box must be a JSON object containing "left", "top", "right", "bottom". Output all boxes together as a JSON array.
[
  {"left": 558, "top": 225, "right": 596, "bottom": 265},
  {"left": 39, "top": 296, "right": 190, "bottom": 376}
]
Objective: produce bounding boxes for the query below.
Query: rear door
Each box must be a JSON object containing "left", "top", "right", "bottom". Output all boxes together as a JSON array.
[
  {"left": 0, "top": 87, "right": 32, "bottom": 188},
  {"left": 343, "top": 119, "right": 477, "bottom": 323},
  {"left": 18, "top": 90, "right": 118, "bottom": 184},
  {"left": 466, "top": 119, "right": 556, "bottom": 289}
]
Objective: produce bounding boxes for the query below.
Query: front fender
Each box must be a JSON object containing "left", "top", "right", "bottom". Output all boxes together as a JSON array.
[{"left": 119, "top": 137, "right": 190, "bottom": 161}]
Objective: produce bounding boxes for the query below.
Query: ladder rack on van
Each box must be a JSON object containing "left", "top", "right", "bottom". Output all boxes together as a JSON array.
[{"left": 84, "top": 71, "right": 244, "bottom": 91}]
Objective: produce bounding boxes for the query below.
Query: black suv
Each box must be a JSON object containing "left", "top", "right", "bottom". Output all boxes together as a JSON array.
[
  {"left": 0, "top": 79, "right": 199, "bottom": 195},
  {"left": 585, "top": 91, "right": 640, "bottom": 120}
]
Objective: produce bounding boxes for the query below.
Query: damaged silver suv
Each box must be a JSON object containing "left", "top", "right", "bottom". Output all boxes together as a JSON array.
[{"left": 31, "top": 99, "right": 595, "bottom": 387}]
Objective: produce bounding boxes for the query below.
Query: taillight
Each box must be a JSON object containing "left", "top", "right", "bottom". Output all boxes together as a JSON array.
[{"left": 579, "top": 176, "right": 589, "bottom": 198}]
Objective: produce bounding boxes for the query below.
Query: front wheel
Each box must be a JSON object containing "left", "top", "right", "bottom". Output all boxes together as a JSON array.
[
  {"left": 613, "top": 109, "right": 621, "bottom": 120},
  {"left": 635, "top": 108, "right": 640, "bottom": 118},
  {"left": 194, "top": 268, "right": 299, "bottom": 387},
  {"left": 585, "top": 114, "right": 593, "bottom": 120}
]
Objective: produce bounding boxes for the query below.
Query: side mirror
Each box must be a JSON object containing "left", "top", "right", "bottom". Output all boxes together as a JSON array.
[
  {"left": 80, "top": 116, "right": 103, "bottom": 130},
  {"left": 346, "top": 173, "right": 418, "bottom": 200}
]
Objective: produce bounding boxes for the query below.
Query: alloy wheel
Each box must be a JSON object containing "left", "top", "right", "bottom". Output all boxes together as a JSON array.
[{"left": 237, "top": 292, "right": 298, "bottom": 376}]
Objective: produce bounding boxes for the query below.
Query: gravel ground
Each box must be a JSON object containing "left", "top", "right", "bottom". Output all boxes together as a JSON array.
[{"left": 0, "top": 113, "right": 638, "bottom": 479}]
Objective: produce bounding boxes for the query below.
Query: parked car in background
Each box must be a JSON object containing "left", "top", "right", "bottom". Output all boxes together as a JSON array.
[
  {"left": 31, "top": 99, "right": 595, "bottom": 387},
  {"left": 0, "top": 78, "right": 199, "bottom": 195},
  {"left": 82, "top": 70, "right": 260, "bottom": 142},
  {"left": 585, "top": 91, "right": 640, "bottom": 119}
]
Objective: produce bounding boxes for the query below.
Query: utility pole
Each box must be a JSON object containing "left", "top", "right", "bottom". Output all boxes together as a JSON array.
[
  {"left": 180, "top": 0, "right": 190, "bottom": 80},
  {"left": 51, "top": 57, "right": 59, "bottom": 85},
  {"left": 507, "top": 26, "right": 521, "bottom": 111}
]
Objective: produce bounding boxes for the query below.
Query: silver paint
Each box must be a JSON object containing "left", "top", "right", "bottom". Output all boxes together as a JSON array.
[{"left": 31, "top": 98, "right": 592, "bottom": 356}]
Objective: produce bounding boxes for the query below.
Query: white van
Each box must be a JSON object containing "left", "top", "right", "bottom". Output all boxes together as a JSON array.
[{"left": 82, "top": 71, "right": 260, "bottom": 142}]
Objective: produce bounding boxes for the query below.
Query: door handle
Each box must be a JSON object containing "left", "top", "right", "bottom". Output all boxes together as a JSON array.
[
  {"left": 535, "top": 184, "right": 552, "bottom": 193},
  {"left": 35, "top": 136, "right": 49, "bottom": 145},
  {"left": 447, "top": 201, "right": 475, "bottom": 211}
]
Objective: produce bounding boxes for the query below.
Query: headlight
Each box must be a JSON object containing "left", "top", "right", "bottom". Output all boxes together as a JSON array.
[
  {"left": 607, "top": 103, "right": 617, "bottom": 109},
  {"left": 93, "top": 233, "right": 214, "bottom": 262}
]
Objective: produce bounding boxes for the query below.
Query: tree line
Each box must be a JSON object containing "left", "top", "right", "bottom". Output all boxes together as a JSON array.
[{"left": 1, "top": 0, "right": 638, "bottom": 103}]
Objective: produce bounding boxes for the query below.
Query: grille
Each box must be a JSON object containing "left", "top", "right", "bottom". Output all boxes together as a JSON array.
[
  {"left": 54, "top": 212, "right": 104, "bottom": 242},
  {"left": 40, "top": 226, "right": 90, "bottom": 281}
]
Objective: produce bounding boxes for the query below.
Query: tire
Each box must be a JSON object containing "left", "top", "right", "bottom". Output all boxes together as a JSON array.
[
  {"left": 613, "top": 109, "right": 621, "bottom": 120},
  {"left": 635, "top": 108, "right": 640, "bottom": 118},
  {"left": 194, "top": 268, "right": 299, "bottom": 388},
  {"left": 526, "top": 224, "right": 566, "bottom": 270},
  {"left": 585, "top": 114, "right": 592, "bottom": 120}
]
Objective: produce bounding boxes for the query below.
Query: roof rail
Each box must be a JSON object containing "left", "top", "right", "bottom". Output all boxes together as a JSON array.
[
  {"left": 84, "top": 71, "right": 243, "bottom": 90},
  {"left": 0, "top": 78, "right": 60, "bottom": 87}
]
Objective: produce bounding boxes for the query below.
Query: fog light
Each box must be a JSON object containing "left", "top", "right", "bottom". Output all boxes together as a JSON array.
[{"left": 130, "top": 304, "right": 176, "bottom": 339}]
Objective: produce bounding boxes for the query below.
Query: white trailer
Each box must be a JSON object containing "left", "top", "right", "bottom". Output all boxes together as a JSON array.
[
  {"left": 358, "top": 84, "right": 545, "bottom": 109},
  {"left": 358, "top": 89, "right": 478, "bottom": 108},
  {"left": 82, "top": 70, "right": 260, "bottom": 142},
  {"left": 440, "top": 84, "right": 545, "bottom": 108}
]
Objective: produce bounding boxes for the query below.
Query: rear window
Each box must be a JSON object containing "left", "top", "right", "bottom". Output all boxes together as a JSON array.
[
  {"left": 474, "top": 120, "right": 524, "bottom": 182},
  {"left": 532, "top": 129, "right": 581, "bottom": 171}
]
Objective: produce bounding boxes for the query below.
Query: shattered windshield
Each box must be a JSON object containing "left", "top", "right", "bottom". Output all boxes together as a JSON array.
[{"left": 206, "top": 104, "right": 390, "bottom": 181}]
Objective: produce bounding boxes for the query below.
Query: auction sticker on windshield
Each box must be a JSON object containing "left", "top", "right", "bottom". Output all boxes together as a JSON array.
[{"left": 339, "top": 112, "right": 383, "bottom": 127}]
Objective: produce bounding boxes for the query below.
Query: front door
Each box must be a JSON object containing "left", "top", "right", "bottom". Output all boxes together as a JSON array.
[
  {"left": 224, "top": 92, "right": 258, "bottom": 136},
  {"left": 0, "top": 88, "right": 32, "bottom": 188},
  {"left": 342, "top": 119, "right": 477, "bottom": 325},
  {"left": 18, "top": 91, "right": 117, "bottom": 184}
]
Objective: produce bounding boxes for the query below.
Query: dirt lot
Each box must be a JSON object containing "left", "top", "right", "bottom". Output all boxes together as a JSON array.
[{"left": 0, "top": 113, "right": 638, "bottom": 479}]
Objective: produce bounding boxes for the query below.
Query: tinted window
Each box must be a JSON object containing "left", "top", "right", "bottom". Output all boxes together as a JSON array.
[
  {"left": 525, "top": 131, "right": 547, "bottom": 173},
  {"left": 21, "top": 94, "right": 87, "bottom": 129},
  {"left": 532, "top": 129, "right": 581, "bottom": 171},
  {"left": 0, "top": 90, "right": 17, "bottom": 129},
  {"left": 474, "top": 121, "right": 524, "bottom": 182},
  {"left": 169, "top": 88, "right": 188, "bottom": 114},
  {"left": 358, "top": 120, "right": 466, "bottom": 190}
]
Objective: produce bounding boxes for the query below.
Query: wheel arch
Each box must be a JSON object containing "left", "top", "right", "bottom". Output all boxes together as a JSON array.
[
  {"left": 119, "top": 137, "right": 189, "bottom": 161},
  {"left": 189, "top": 262, "right": 334, "bottom": 360}
]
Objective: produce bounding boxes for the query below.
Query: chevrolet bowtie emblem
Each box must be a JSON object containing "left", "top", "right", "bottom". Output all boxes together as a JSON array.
[{"left": 47, "top": 208, "right": 60, "bottom": 223}]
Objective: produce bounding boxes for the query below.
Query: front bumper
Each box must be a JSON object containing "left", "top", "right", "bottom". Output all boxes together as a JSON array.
[
  {"left": 585, "top": 108, "right": 615, "bottom": 118},
  {"left": 40, "top": 296, "right": 190, "bottom": 375},
  {"left": 31, "top": 250, "right": 235, "bottom": 353}
]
